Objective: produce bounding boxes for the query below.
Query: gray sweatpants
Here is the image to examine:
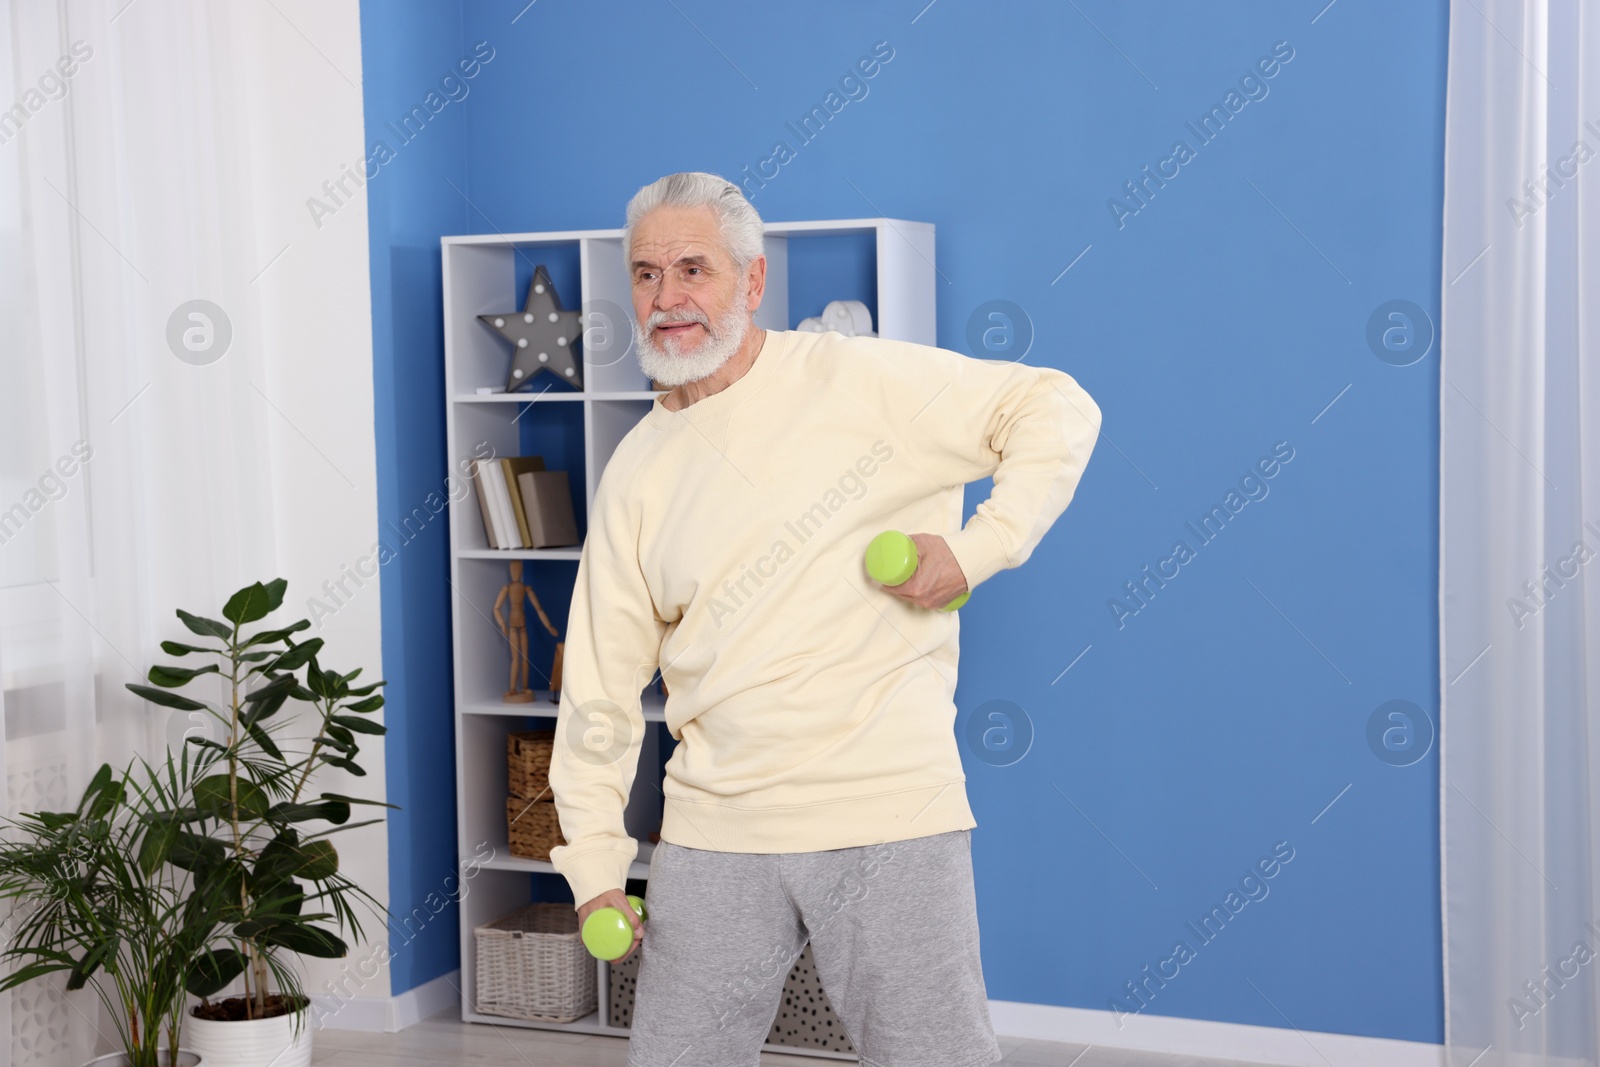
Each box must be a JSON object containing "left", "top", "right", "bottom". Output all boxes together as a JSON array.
[{"left": 626, "top": 828, "right": 1003, "bottom": 1067}]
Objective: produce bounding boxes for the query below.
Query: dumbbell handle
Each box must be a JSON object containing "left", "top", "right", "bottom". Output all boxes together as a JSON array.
[{"left": 865, "top": 531, "right": 969, "bottom": 612}]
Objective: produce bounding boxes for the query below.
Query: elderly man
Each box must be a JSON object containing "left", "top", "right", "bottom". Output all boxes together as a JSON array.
[{"left": 548, "top": 171, "right": 1101, "bottom": 1067}]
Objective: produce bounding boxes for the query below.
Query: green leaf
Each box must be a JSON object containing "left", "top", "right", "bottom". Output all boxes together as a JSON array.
[
  {"left": 81, "top": 763, "right": 114, "bottom": 807},
  {"left": 296, "top": 840, "right": 339, "bottom": 880},
  {"left": 268, "top": 799, "right": 351, "bottom": 825},
  {"left": 83, "top": 768, "right": 125, "bottom": 821},
  {"left": 233, "top": 917, "right": 273, "bottom": 939},
  {"left": 147, "top": 804, "right": 205, "bottom": 824},
  {"left": 223, "top": 582, "right": 276, "bottom": 625},
  {"left": 315, "top": 732, "right": 354, "bottom": 755},
  {"left": 186, "top": 948, "right": 247, "bottom": 998},
  {"left": 263, "top": 923, "right": 347, "bottom": 959},
  {"left": 247, "top": 881, "right": 309, "bottom": 924},
  {"left": 169, "top": 831, "right": 227, "bottom": 871},
  {"left": 246, "top": 722, "right": 283, "bottom": 761},
  {"left": 243, "top": 619, "right": 312, "bottom": 648},
  {"left": 137, "top": 820, "right": 179, "bottom": 875},
  {"left": 331, "top": 714, "right": 385, "bottom": 736},
  {"left": 194, "top": 773, "right": 269, "bottom": 819},
  {"left": 344, "top": 695, "right": 385, "bottom": 714},
  {"left": 126, "top": 683, "right": 208, "bottom": 712},
  {"left": 242, "top": 690, "right": 289, "bottom": 727},
  {"left": 347, "top": 681, "right": 387, "bottom": 697},
  {"left": 0, "top": 961, "right": 69, "bottom": 993},
  {"left": 267, "top": 638, "right": 324, "bottom": 673},
  {"left": 66, "top": 936, "right": 119, "bottom": 991},
  {"left": 263, "top": 578, "right": 288, "bottom": 612},
  {"left": 318, "top": 754, "right": 366, "bottom": 777},
  {"left": 280, "top": 882, "right": 306, "bottom": 916},
  {"left": 147, "top": 663, "right": 221, "bottom": 688},
  {"left": 176, "top": 609, "right": 233, "bottom": 640},
  {"left": 321, "top": 791, "right": 400, "bottom": 811},
  {"left": 243, "top": 674, "right": 296, "bottom": 704},
  {"left": 251, "top": 830, "right": 303, "bottom": 892},
  {"left": 326, "top": 723, "right": 355, "bottom": 748},
  {"left": 160, "top": 640, "right": 220, "bottom": 657}
]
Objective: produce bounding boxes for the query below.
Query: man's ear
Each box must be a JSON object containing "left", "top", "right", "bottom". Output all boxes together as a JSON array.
[{"left": 744, "top": 255, "right": 767, "bottom": 312}]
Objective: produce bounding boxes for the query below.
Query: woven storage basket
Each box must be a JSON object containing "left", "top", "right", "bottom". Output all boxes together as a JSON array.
[
  {"left": 475, "top": 902, "right": 596, "bottom": 1022},
  {"left": 507, "top": 729, "right": 555, "bottom": 800},
  {"left": 507, "top": 796, "right": 565, "bottom": 861}
]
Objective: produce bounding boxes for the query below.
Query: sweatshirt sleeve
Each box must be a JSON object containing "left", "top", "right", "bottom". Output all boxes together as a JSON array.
[
  {"left": 546, "top": 460, "right": 668, "bottom": 908},
  {"left": 866, "top": 340, "right": 1103, "bottom": 591}
]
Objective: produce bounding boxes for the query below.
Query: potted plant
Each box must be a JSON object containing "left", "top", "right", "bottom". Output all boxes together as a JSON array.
[
  {"left": 123, "top": 578, "right": 395, "bottom": 1067},
  {"left": 0, "top": 759, "right": 208, "bottom": 1066}
]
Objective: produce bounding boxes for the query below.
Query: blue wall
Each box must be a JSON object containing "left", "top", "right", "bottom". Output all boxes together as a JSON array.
[
  {"left": 361, "top": 0, "right": 1448, "bottom": 1043},
  {"left": 359, "top": 0, "right": 471, "bottom": 997}
]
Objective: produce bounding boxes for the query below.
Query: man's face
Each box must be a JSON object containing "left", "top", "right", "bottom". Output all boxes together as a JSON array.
[{"left": 628, "top": 204, "right": 758, "bottom": 358}]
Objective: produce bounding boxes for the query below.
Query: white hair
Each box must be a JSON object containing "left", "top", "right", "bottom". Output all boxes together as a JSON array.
[{"left": 623, "top": 171, "right": 765, "bottom": 269}]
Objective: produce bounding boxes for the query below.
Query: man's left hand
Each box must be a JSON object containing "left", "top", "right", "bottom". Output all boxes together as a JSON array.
[{"left": 883, "top": 533, "right": 970, "bottom": 610}]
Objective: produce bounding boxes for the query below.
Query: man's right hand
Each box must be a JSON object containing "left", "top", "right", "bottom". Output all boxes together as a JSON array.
[{"left": 577, "top": 888, "right": 644, "bottom": 963}]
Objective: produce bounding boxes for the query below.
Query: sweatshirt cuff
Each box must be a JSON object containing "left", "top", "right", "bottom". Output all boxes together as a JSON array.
[
  {"left": 548, "top": 842, "right": 638, "bottom": 908},
  {"left": 945, "top": 516, "right": 1012, "bottom": 592}
]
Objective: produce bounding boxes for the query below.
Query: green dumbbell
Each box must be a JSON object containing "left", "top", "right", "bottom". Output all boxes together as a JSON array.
[
  {"left": 581, "top": 894, "right": 648, "bottom": 961},
  {"left": 865, "top": 530, "right": 970, "bottom": 612}
]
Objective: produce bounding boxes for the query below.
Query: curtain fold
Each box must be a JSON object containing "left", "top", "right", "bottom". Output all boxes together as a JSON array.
[{"left": 1441, "top": 2, "right": 1600, "bottom": 1065}]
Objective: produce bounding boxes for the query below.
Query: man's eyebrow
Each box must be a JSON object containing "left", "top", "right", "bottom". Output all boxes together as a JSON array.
[{"left": 630, "top": 253, "right": 713, "bottom": 271}]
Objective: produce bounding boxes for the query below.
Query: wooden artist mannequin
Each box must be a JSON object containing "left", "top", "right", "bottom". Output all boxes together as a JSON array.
[{"left": 493, "top": 560, "right": 563, "bottom": 703}]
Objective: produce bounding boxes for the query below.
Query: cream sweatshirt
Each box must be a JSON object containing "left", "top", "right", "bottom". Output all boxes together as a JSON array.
[{"left": 546, "top": 328, "right": 1101, "bottom": 906}]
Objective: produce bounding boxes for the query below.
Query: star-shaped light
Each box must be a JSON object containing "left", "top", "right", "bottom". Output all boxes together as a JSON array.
[{"left": 479, "top": 265, "right": 585, "bottom": 391}]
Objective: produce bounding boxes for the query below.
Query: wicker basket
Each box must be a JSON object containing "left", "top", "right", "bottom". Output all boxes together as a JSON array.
[
  {"left": 507, "top": 729, "right": 555, "bottom": 800},
  {"left": 474, "top": 902, "right": 597, "bottom": 1022},
  {"left": 507, "top": 796, "right": 565, "bottom": 861}
]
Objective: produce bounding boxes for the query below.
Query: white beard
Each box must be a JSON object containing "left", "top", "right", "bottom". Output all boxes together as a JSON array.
[{"left": 632, "top": 282, "right": 751, "bottom": 388}]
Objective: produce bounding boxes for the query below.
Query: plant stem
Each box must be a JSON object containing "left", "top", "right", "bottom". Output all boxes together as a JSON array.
[
  {"left": 226, "top": 623, "right": 260, "bottom": 1020},
  {"left": 291, "top": 703, "right": 330, "bottom": 804}
]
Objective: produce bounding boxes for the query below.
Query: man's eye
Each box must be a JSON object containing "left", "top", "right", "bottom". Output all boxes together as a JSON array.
[{"left": 686, "top": 267, "right": 702, "bottom": 276}]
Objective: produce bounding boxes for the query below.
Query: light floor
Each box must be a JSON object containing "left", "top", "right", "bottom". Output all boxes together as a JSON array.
[{"left": 311, "top": 1007, "right": 1290, "bottom": 1067}]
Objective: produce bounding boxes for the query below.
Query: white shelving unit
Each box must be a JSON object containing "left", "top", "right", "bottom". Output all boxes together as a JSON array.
[{"left": 443, "top": 218, "right": 935, "bottom": 1054}]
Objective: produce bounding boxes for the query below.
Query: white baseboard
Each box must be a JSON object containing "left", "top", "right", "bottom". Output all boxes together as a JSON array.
[
  {"left": 310, "top": 969, "right": 460, "bottom": 1034},
  {"left": 989, "top": 1000, "right": 1444, "bottom": 1067}
]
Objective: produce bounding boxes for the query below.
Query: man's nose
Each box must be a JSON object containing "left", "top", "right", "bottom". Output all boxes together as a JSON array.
[{"left": 655, "top": 272, "right": 690, "bottom": 311}]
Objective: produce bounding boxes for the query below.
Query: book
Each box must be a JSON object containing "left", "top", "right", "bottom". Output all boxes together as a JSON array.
[
  {"left": 517, "top": 470, "right": 580, "bottom": 548},
  {"left": 500, "top": 456, "right": 548, "bottom": 549},
  {"left": 483, "top": 460, "right": 517, "bottom": 550},
  {"left": 471, "top": 458, "right": 499, "bottom": 549}
]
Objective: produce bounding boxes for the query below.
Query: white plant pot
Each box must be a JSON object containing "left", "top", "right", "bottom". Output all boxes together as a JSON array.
[
  {"left": 182, "top": 1002, "right": 312, "bottom": 1067},
  {"left": 82, "top": 1052, "right": 202, "bottom": 1067}
]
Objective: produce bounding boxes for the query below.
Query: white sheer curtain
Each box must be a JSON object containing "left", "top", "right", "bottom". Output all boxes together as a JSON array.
[
  {"left": 1, "top": 2, "right": 380, "bottom": 1063},
  {"left": 1441, "top": 2, "right": 1600, "bottom": 1066}
]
